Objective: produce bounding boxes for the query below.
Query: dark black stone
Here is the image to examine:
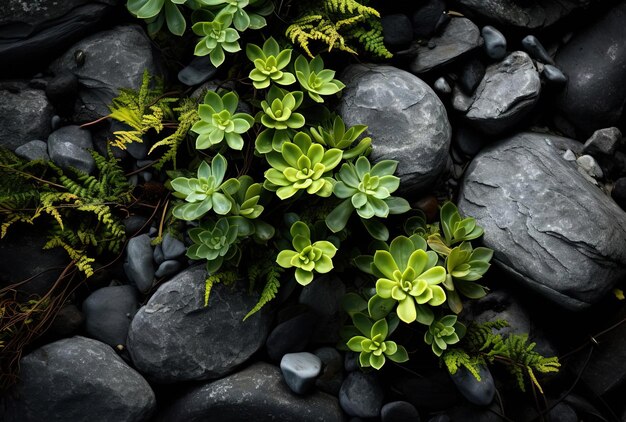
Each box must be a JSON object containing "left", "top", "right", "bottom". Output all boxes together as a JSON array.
[
  {"left": 522, "top": 35, "right": 554, "bottom": 65},
  {"left": 83, "top": 285, "right": 138, "bottom": 349},
  {"left": 46, "top": 72, "right": 79, "bottom": 115},
  {"left": 458, "top": 57, "right": 486, "bottom": 94},
  {"left": 542, "top": 64, "right": 568, "bottom": 86},
  {"left": 123, "top": 215, "right": 149, "bottom": 236},
  {"left": 449, "top": 366, "right": 495, "bottom": 406},
  {"left": 266, "top": 311, "right": 317, "bottom": 361},
  {"left": 411, "top": 0, "right": 446, "bottom": 38},
  {"left": 453, "top": 124, "right": 487, "bottom": 157},
  {"left": 381, "top": 401, "right": 420, "bottom": 422},
  {"left": 481, "top": 26, "right": 507, "bottom": 60},
  {"left": 382, "top": 14, "right": 414, "bottom": 49},
  {"left": 339, "top": 371, "right": 384, "bottom": 418},
  {"left": 613, "top": 177, "right": 626, "bottom": 210},
  {"left": 47, "top": 304, "right": 84, "bottom": 338},
  {"left": 393, "top": 371, "right": 460, "bottom": 410},
  {"left": 314, "top": 347, "right": 344, "bottom": 395}
]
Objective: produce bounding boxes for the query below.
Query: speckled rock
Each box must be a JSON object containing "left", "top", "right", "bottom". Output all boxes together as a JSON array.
[
  {"left": 458, "top": 132, "right": 626, "bottom": 310},
  {"left": 338, "top": 64, "right": 451, "bottom": 194},
  {"left": 127, "top": 265, "right": 271, "bottom": 383},
  {"left": 0, "top": 83, "right": 53, "bottom": 151},
  {"left": 157, "top": 362, "right": 343, "bottom": 422}
]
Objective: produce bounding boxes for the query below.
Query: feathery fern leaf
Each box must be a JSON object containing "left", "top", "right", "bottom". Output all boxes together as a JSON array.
[{"left": 244, "top": 264, "right": 282, "bottom": 321}]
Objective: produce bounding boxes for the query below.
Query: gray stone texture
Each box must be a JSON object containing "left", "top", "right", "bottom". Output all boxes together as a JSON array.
[
  {"left": 47, "top": 125, "right": 95, "bottom": 174},
  {"left": 0, "top": 83, "right": 53, "bottom": 151},
  {"left": 127, "top": 265, "right": 271, "bottom": 383},
  {"left": 157, "top": 362, "right": 343, "bottom": 422},
  {"left": 339, "top": 64, "right": 451, "bottom": 194},
  {"left": 0, "top": 336, "right": 155, "bottom": 422},
  {"left": 49, "top": 25, "right": 160, "bottom": 122},
  {"left": 458, "top": 132, "right": 626, "bottom": 310}
]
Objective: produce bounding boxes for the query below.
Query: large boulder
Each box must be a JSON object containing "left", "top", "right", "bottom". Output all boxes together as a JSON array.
[
  {"left": 157, "top": 362, "right": 344, "bottom": 422},
  {"left": 458, "top": 132, "right": 626, "bottom": 310},
  {"left": 554, "top": 0, "right": 626, "bottom": 137},
  {"left": 338, "top": 64, "right": 451, "bottom": 194},
  {"left": 455, "top": 0, "right": 597, "bottom": 30},
  {"left": 454, "top": 51, "right": 541, "bottom": 135},
  {"left": 0, "top": 82, "right": 53, "bottom": 151},
  {"left": 0, "top": 336, "right": 155, "bottom": 422},
  {"left": 127, "top": 265, "right": 272, "bottom": 383},
  {"left": 49, "top": 25, "right": 161, "bottom": 122},
  {"left": 0, "top": 0, "right": 118, "bottom": 75}
]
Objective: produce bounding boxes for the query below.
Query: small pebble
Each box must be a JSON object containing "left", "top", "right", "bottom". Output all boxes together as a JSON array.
[
  {"left": 577, "top": 155, "right": 604, "bottom": 178},
  {"left": 153, "top": 244, "right": 165, "bottom": 265},
  {"left": 583, "top": 127, "right": 622, "bottom": 157},
  {"left": 481, "top": 26, "right": 507, "bottom": 60},
  {"left": 542, "top": 65, "right": 567, "bottom": 86},
  {"left": 15, "top": 140, "right": 49, "bottom": 161},
  {"left": 125, "top": 234, "right": 155, "bottom": 293},
  {"left": 458, "top": 58, "right": 486, "bottom": 95},
  {"left": 50, "top": 115, "right": 62, "bottom": 131},
  {"left": 562, "top": 149, "right": 577, "bottom": 161},
  {"left": 522, "top": 35, "right": 555, "bottom": 65},
  {"left": 280, "top": 352, "right": 322, "bottom": 395},
  {"left": 381, "top": 401, "right": 420, "bottom": 422},
  {"left": 162, "top": 233, "right": 187, "bottom": 260},
  {"left": 433, "top": 77, "right": 452, "bottom": 95},
  {"left": 155, "top": 260, "right": 182, "bottom": 278}
]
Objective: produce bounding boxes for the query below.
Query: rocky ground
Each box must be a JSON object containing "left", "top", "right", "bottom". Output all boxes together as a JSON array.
[{"left": 1, "top": 0, "right": 626, "bottom": 421}]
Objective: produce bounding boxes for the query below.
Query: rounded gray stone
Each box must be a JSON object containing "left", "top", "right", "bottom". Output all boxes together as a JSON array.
[
  {"left": 481, "top": 26, "right": 507, "bottom": 60},
  {"left": 127, "top": 265, "right": 271, "bottom": 383},
  {"left": 162, "top": 233, "right": 186, "bottom": 260},
  {"left": 157, "top": 362, "right": 343, "bottom": 422},
  {"left": 338, "top": 64, "right": 451, "bottom": 194},
  {"left": 280, "top": 352, "right": 323, "bottom": 394},
  {"left": 125, "top": 234, "right": 155, "bottom": 294},
  {"left": 0, "top": 84, "right": 53, "bottom": 151},
  {"left": 15, "top": 140, "right": 49, "bottom": 161},
  {"left": 1, "top": 336, "right": 155, "bottom": 422},
  {"left": 83, "top": 285, "right": 138, "bottom": 348},
  {"left": 339, "top": 371, "right": 384, "bottom": 418},
  {"left": 458, "top": 132, "right": 626, "bottom": 310},
  {"left": 449, "top": 365, "right": 495, "bottom": 406},
  {"left": 47, "top": 125, "right": 95, "bottom": 174}
]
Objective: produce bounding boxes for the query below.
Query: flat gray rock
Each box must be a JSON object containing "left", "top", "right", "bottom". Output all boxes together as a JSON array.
[
  {"left": 461, "top": 51, "right": 541, "bottom": 135},
  {"left": 127, "top": 265, "right": 271, "bottom": 383},
  {"left": 125, "top": 234, "right": 155, "bottom": 293},
  {"left": 458, "top": 132, "right": 626, "bottom": 310},
  {"left": 338, "top": 64, "right": 451, "bottom": 194},
  {"left": 409, "top": 17, "right": 482, "bottom": 74},
  {"left": 0, "top": 336, "right": 155, "bottom": 422},
  {"left": 456, "top": 0, "right": 595, "bottom": 29},
  {"left": 49, "top": 25, "right": 160, "bottom": 122},
  {"left": 0, "top": 83, "right": 53, "bottom": 151},
  {"left": 157, "top": 362, "right": 343, "bottom": 422},
  {"left": 47, "top": 125, "right": 95, "bottom": 174},
  {"left": 15, "top": 140, "right": 49, "bottom": 161}
]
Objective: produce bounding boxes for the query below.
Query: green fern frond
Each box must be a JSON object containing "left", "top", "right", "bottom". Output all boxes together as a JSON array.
[
  {"left": 442, "top": 348, "right": 484, "bottom": 380},
  {"left": 150, "top": 99, "right": 198, "bottom": 170},
  {"left": 244, "top": 264, "right": 282, "bottom": 321},
  {"left": 204, "top": 271, "right": 238, "bottom": 307},
  {"left": 43, "top": 235, "right": 95, "bottom": 277}
]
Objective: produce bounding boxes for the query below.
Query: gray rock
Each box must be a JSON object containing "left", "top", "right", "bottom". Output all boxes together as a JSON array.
[
  {"left": 127, "top": 265, "right": 271, "bottom": 383},
  {"left": 49, "top": 25, "right": 160, "bottom": 122},
  {"left": 339, "top": 371, "right": 384, "bottom": 418},
  {"left": 463, "top": 51, "right": 541, "bottom": 134},
  {"left": 266, "top": 311, "right": 317, "bottom": 361},
  {"left": 456, "top": 0, "right": 595, "bottom": 30},
  {"left": 612, "top": 177, "right": 626, "bottom": 209},
  {"left": 154, "top": 260, "right": 182, "bottom": 279},
  {"left": 411, "top": 0, "right": 446, "bottom": 38},
  {"left": 338, "top": 64, "right": 451, "bottom": 194},
  {"left": 153, "top": 244, "right": 165, "bottom": 265},
  {"left": 562, "top": 149, "right": 577, "bottom": 161},
  {"left": 157, "top": 362, "right": 343, "bottom": 422},
  {"left": 521, "top": 35, "right": 554, "bottom": 65},
  {"left": 542, "top": 65, "right": 568, "bottom": 86},
  {"left": 381, "top": 401, "right": 420, "bottom": 422},
  {"left": 458, "top": 132, "right": 626, "bottom": 310},
  {"left": 434, "top": 77, "right": 452, "bottom": 94},
  {"left": 280, "top": 352, "right": 322, "bottom": 394},
  {"left": 125, "top": 234, "right": 155, "bottom": 294},
  {"left": 299, "top": 275, "right": 346, "bottom": 343},
  {"left": 47, "top": 125, "right": 95, "bottom": 174},
  {"left": 0, "top": 0, "right": 117, "bottom": 74},
  {"left": 15, "top": 140, "right": 49, "bottom": 161},
  {"left": 83, "top": 285, "right": 138, "bottom": 349},
  {"left": 1, "top": 336, "right": 155, "bottom": 422},
  {"left": 382, "top": 14, "right": 413, "bottom": 49},
  {"left": 554, "top": 1, "right": 626, "bottom": 137},
  {"left": 313, "top": 347, "right": 344, "bottom": 395},
  {"left": 50, "top": 114, "right": 62, "bottom": 130},
  {"left": 583, "top": 127, "right": 622, "bottom": 157},
  {"left": 162, "top": 233, "right": 186, "bottom": 260},
  {"left": 409, "top": 18, "right": 481, "bottom": 74},
  {"left": 576, "top": 154, "right": 603, "bottom": 178},
  {"left": 458, "top": 58, "right": 486, "bottom": 95},
  {"left": 178, "top": 56, "right": 217, "bottom": 86},
  {"left": 451, "top": 85, "right": 474, "bottom": 113},
  {"left": 481, "top": 26, "right": 507, "bottom": 60},
  {"left": 449, "top": 366, "right": 495, "bottom": 407},
  {"left": 0, "top": 83, "right": 53, "bottom": 151}
]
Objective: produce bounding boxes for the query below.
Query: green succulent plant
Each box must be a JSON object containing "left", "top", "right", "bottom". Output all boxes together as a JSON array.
[
  {"left": 294, "top": 55, "right": 345, "bottom": 103},
  {"left": 310, "top": 116, "right": 371, "bottom": 160},
  {"left": 246, "top": 37, "right": 296, "bottom": 89},
  {"left": 276, "top": 221, "right": 337, "bottom": 285},
  {"left": 170, "top": 153, "right": 239, "bottom": 220},
  {"left": 127, "top": 0, "right": 187, "bottom": 36},
  {"left": 263, "top": 132, "right": 342, "bottom": 200},
  {"left": 192, "top": 14, "right": 241, "bottom": 67},
  {"left": 372, "top": 235, "right": 447, "bottom": 325},
  {"left": 326, "top": 156, "right": 410, "bottom": 233},
  {"left": 187, "top": 217, "right": 239, "bottom": 274},
  {"left": 347, "top": 316, "right": 408, "bottom": 370},
  {"left": 427, "top": 202, "right": 484, "bottom": 255},
  {"left": 443, "top": 242, "right": 492, "bottom": 314},
  {"left": 197, "top": 0, "right": 273, "bottom": 31},
  {"left": 192, "top": 91, "right": 254, "bottom": 150},
  {"left": 255, "top": 86, "right": 306, "bottom": 154},
  {"left": 221, "top": 175, "right": 275, "bottom": 241},
  {"left": 425, "top": 315, "right": 466, "bottom": 357}
]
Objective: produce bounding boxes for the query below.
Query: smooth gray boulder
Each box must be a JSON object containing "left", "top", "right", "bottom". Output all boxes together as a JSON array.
[
  {"left": 157, "top": 362, "right": 344, "bottom": 422},
  {"left": 0, "top": 83, "right": 53, "bottom": 151},
  {"left": 458, "top": 132, "right": 626, "bottom": 310},
  {"left": 1, "top": 336, "right": 155, "bottom": 422},
  {"left": 15, "top": 140, "right": 49, "bottom": 161},
  {"left": 83, "top": 285, "right": 139, "bottom": 348},
  {"left": 409, "top": 17, "right": 482, "bottom": 74},
  {"left": 338, "top": 64, "right": 451, "bottom": 194},
  {"left": 49, "top": 25, "right": 160, "bottom": 122},
  {"left": 456, "top": 0, "right": 596, "bottom": 30},
  {"left": 457, "top": 51, "right": 541, "bottom": 135},
  {"left": 124, "top": 234, "right": 155, "bottom": 293},
  {"left": 127, "top": 265, "right": 271, "bottom": 383},
  {"left": 47, "top": 125, "right": 95, "bottom": 174}
]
